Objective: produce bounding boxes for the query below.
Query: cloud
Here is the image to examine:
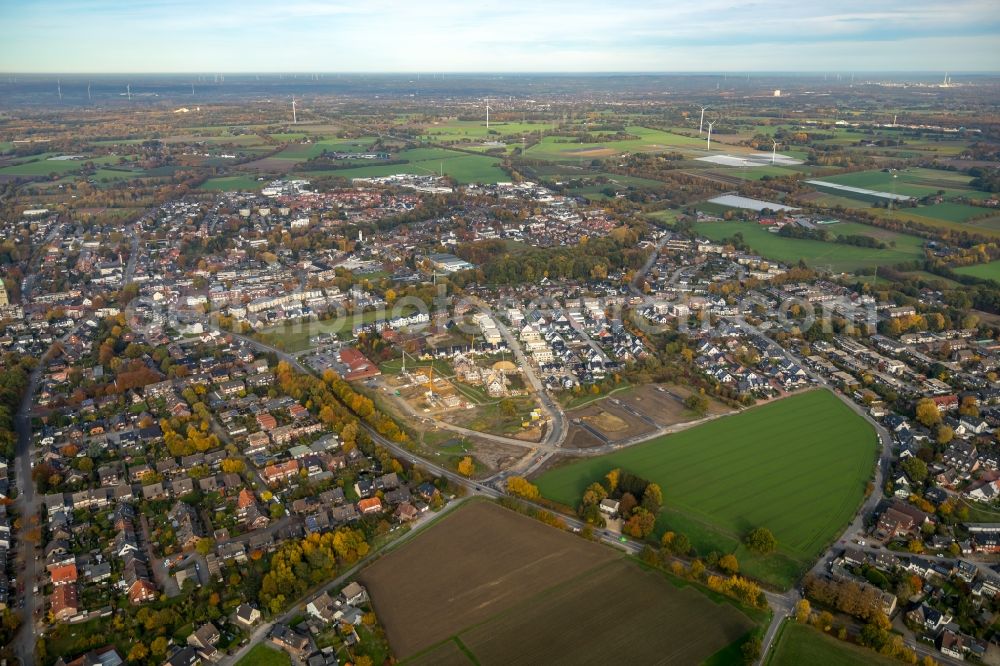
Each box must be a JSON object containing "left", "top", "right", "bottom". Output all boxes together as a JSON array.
[{"left": 1, "top": 0, "right": 997, "bottom": 71}]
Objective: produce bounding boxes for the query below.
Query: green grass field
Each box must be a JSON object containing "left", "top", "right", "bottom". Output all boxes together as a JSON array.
[
  {"left": 692, "top": 220, "right": 925, "bottom": 273},
  {"left": 535, "top": 390, "right": 877, "bottom": 589},
  {"left": 198, "top": 175, "right": 264, "bottom": 191},
  {"left": 818, "top": 167, "right": 989, "bottom": 200},
  {"left": 235, "top": 644, "right": 292, "bottom": 666},
  {"left": 300, "top": 149, "right": 508, "bottom": 184},
  {"left": 0, "top": 155, "right": 86, "bottom": 176},
  {"left": 954, "top": 260, "right": 1000, "bottom": 282},
  {"left": 420, "top": 120, "right": 556, "bottom": 143},
  {"left": 768, "top": 621, "right": 896, "bottom": 666}
]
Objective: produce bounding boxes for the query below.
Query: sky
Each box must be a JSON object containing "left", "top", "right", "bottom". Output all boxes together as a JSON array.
[{"left": 1, "top": 0, "right": 998, "bottom": 73}]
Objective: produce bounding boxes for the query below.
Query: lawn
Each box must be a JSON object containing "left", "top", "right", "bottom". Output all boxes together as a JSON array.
[
  {"left": 198, "top": 175, "right": 264, "bottom": 191},
  {"left": 535, "top": 390, "right": 878, "bottom": 589},
  {"left": 954, "top": 260, "right": 1000, "bottom": 282},
  {"left": 235, "top": 643, "right": 292, "bottom": 666},
  {"left": 692, "top": 220, "right": 925, "bottom": 273},
  {"left": 361, "top": 501, "right": 757, "bottom": 664},
  {"left": 768, "top": 621, "right": 896, "bottom": 666}
]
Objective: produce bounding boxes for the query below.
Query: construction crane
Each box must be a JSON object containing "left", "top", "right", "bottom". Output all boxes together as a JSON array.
[{"left": 400, "top": 349, "right": 435, "bottom": 397}]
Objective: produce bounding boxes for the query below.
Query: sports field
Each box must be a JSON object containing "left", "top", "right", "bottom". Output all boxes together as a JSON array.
[
  {"left": 535, "top": 390, "right": 878, "bottom": 589},
  {"left": 692, "top": 220, "right": 925, "bottom": 273},
  {"left": 198, "top": 175, "right": 264, "bottom": 191},
  {"left": 768, "top": 621, "right": 896, "bottom": 666},
  {"left": 299, "top": 149, "right": 507, "bottom": 184},
  {"left": 361, "top": 501, "right": 757, "bottom": 664}
]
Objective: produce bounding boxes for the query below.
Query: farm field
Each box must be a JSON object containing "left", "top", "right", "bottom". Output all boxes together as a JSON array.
[
  {"left": 954, "top": 260, "right": 1000, "bottom": 282},
  {"left": 198, "top": 175, "right": 264, "bottom": 191},
  {"left": 360, "top": 501, "right": 757, "bottom": 664},
  {"left": 524, "top": 125, "right": 708, "bottom": 161},
  {"left": 768, "top": 621, "right": 896, "bottom": 666},
  {"left": 692, "top": 220, "right": 925, "bottom": 273},
  {"left": 817, "top": 167, "right": 990, "bottom": 200},
  {"left": 535, "top": 390, "right": 878, "bottom": 589},
  {"left": 419, "top": 119, "right": 556, "bottom": 143}
]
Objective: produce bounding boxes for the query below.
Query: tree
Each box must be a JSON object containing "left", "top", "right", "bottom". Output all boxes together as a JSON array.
[
  {"left": 127, "top": 643, "right": 149, "bottom": 661},
  {"left": 935, "top": 425, "right": 954, "bottom": 446},
  {"left": 221, "top": 458, "right": 245, "bottom": 473},
  {"left": 581, "top": 482, "right": 608, "bottom": 507},
  {"left": 150, "top": 637, "right": 169, "bottom": 656},
  {"left": 624, "top": 507, "right": 656, "bottom": 538},
  {"left": 794, "top": 598, "right": 812, "bottom": 623},
  {"left": 642, "top": 482, "right": 663, "bottom": 513},
  {"left": 506, "top": 476, "right": 540, "bottom": 500},
  {"left": 959, "top": 395, "right": 979, "bottom": 418},
  {"left": 744, "top": 527, "right": 777, "bottom": 554},
  {"left": 668, "top": 533, "right": 691, "bottom": 556},
  {"left": 618, "top": 492, "right": 638, "bottom": 517},
  {"left": 915, "top": 398, "right": 941, "bottom": 428},
  {"left": 741, "top": 636, "right": 762, "bottom": 665},
  {"left": 900, "top": 457, "right": 928, "bottom": 483},
  {"left": 684, "top": 392, "right": 709, "bottom": 415},
  {"left": 605, "top": 468, "right": 620, "bottom": 492},
  {"left": 196, "top": 537, "right": 214, "bottom": 556},
  {"left": 719, "top": 554, "right": 739, "bottom": 575},
  {"left": 457, "top": 456, "right": 475, "bottom": 477}
]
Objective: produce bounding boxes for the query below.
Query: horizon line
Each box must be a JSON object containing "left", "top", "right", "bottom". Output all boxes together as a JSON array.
[{"left": 3, "top": 70, "right": 999, "bottom": 76}]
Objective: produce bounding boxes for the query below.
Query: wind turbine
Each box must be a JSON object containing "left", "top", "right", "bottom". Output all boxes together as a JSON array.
[
  {"left": 126, "top": 84, "right": 132, "bottom": 101},
  {"left": 485, "top": 97, "right": 493, "bottom": 129},
  {"left": 292, "top": 97, "right": 297, "bottom": 124},
  {"left": 771, "top": 139, "right": 780, "bottom": 165},
  {"left": 57, "top": 78, "right": 62, "bottom": 100},
  {"left": 698, "top": 106, "right": 710, "bottom": 134},
  {"left": 706, "top": 122, "right": 714, "bottom": 151},
  {"left": 191, "top": 82, "right": 195, "bottom": 96},
  {"left": 87, "top": 82, "right": 91, "bottom": 101}
]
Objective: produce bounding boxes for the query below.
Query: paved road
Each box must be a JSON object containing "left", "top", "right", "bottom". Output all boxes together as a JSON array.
[
  {"left": 11, "top": 321, "right": 83, "bottom": 665},
  {"left": 12, "top": 357, "right": 45, "bottom": 666}
]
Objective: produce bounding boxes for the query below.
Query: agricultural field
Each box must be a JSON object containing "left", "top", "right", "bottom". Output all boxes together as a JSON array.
[
  {"left": 535, "top": 390, "right": 878, "bottom": 589},
  {"left": 810, "top": 167, "right": 997, "bottom": 227},
  {"left": 692, "top": 219, "right": 926, "bottom": 273},
  {"left": 768, "top": 621, "right": 897, "bottom": 666},
  {"left": 524, "top": 126, "right": 708, "bottom": 162},
  {"left": 359, "top": 501, "right": 757, "bottom": 664},
  {"left": 418, "top": 119, "right": 556, "bottom": 143},
  {"left": 0, "top": 155, "right": 89, "bottom": 177},
  {"left": 954, "top": 260, "right": 1000, "bottom": 282}
]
